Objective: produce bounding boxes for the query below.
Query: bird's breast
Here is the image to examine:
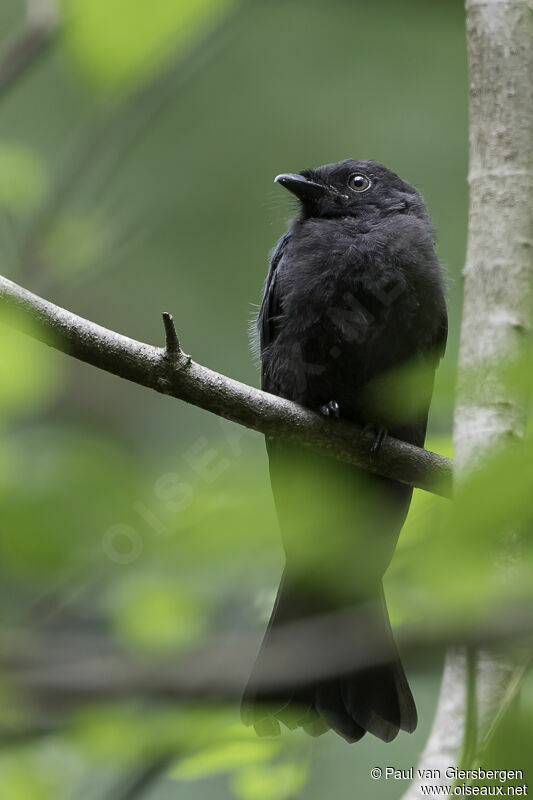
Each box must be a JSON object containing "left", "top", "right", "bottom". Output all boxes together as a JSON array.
[{"left": 264, "top": 223, "right": 424, "bottom": 409}]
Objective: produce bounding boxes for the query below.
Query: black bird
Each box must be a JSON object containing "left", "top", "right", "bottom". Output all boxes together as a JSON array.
[{"left": 242, "top": 159, "right": 447, "bottom": 743}]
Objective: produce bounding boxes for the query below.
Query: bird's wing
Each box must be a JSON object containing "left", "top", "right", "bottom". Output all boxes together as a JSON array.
[{"left": 257, "top": 232, "right": 291, "bottom": 389}]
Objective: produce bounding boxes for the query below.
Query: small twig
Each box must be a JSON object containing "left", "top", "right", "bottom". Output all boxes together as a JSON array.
[
  {"left": 162, "top": 312, "right": 180, "bottom": 355},
  {"left": 476, "top": 655, "right": 533, "bottom": 759},
  {"left": 0, "top": 721, "right": 59, "bottom": 747},
  {"left": 0, "top": 273, "right": 453, "bottom": 496},
  {"left": 106, "top": 756, "right": 173, "bottom": 800},
  {"left": 0, "top": 3, "right": 59, "bottom": 102}
]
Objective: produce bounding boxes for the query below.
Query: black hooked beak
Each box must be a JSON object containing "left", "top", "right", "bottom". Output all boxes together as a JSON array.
[{"left": 274, "top": 173, "right": 328, "bottom": 201}]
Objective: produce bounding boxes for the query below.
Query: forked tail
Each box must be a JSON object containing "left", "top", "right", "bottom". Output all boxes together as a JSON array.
[{"left": 241, "top": 575, "right": 417, "bottom": 743}]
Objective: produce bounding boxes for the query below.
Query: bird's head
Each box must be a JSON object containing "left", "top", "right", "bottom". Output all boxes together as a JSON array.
[{"left": 275, "top": 159, "right": 428, "bottom": 223}]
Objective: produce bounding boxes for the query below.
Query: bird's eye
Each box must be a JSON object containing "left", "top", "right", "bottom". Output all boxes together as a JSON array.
[{"left": 349, "top": 174, "right": 371, "bottom": 192}]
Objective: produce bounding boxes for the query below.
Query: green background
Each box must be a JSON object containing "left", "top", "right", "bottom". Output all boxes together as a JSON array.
[{"left": 4, "top": 1, "right": 522, "bottom": 799}]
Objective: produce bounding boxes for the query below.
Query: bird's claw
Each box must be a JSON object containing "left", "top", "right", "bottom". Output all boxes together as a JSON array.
[
  {"left": 372, "top": 427, "right": 388, "bottom": 455},
  {"left": 320, "top": 400, "right": 340, "bottom": 418},
  {"left": 362, "top": 424, "right": 388, "bottom": 457}
]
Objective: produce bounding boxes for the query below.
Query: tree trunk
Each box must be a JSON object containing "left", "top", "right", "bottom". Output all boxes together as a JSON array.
[{"left": 403, "top": 1, "right": 533, "bottom": 796}]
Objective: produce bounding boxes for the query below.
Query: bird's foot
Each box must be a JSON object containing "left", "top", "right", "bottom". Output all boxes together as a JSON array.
[
  {"left": 362, "top": 423, "right": 388, "bottom": 457},
  {"left": 320, "top": 400, "right": 340, "bottom": 418}
]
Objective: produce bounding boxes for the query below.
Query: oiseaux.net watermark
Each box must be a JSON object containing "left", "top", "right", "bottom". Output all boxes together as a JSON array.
[{"left": 370, "top": 767, "right": 527, "bottom": 796}]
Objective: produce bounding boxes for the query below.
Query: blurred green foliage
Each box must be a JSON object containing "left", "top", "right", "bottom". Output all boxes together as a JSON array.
[
  {"left": 0, "top": 752, "right": 59, "bottom": 800},
  {"left": 0, "top": 309, "right": 63, "bottom": 420},
  {"left": 111, "top": 573, "right": 206, "bottom": 651},
  {"left": 0, "top": 143, "right": 48, "bottom": 213},
  {"left": 63, "top": 0, "right": 238, "bottom": 92},
  {"left": 231, "top": 761, "right": 307, "bottom": 800},
  {"left": 1, "top": 0, "right": 531, "bottom": 799},
  {"left": 174, "top": 738, "right": 281, "bottom": 780},
  {"left": 42, "top": 210, "right": 116, "bottom": 278}
]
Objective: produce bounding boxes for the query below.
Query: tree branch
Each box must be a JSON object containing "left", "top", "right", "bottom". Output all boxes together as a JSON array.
[
  {"left": 0, "top": 273, "right": 452, "bottom": 497},
  {"left": 2, "top": 607, "right": 531, "bottom": 709}
]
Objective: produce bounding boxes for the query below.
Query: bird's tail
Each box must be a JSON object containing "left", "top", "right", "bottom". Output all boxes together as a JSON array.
[{"left": 241, "top": 573, "right": 417, "bottom": 743}]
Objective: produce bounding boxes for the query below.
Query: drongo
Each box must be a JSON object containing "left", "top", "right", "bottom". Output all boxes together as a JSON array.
[{"left": 242, "top": 159, "right": 447, "bottom": 743}]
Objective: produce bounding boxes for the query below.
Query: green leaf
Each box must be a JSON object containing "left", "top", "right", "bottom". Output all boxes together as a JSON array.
[
  {"left": 73, "top": 706, "right": 242, "bottom": 763},
  {"left": 231, "top": 762, "right": 308, "bottom": 800},
  {"left": 0, "top": 754, "right": 56, "bottom": 800},
  {"left": 0, "top": 308, "right": 63, "bottom": 419},
  {"left": 73, "top": 706, "right": 159, "bottom": 762},
  {"left": 63, "top": 0, "right": 239, "bottom": 91},
  {"left": 111, "top": 575, "right": 205, "bottom": 652},
  {"left": 173, "top": 740, "right": 281, "bottom": 780}
]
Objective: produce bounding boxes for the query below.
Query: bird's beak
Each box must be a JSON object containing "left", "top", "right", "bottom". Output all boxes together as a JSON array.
[{"left": 274, "top": 173, "right": 327, "bottom": 200}]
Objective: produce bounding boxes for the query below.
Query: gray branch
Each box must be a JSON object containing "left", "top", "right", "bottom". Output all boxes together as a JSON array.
[
  {"left": 0, "top": 273, "right": 453, "bottom": 497},
  {"left": 2, "top": 607, "right": 531, "bottom": 709}
]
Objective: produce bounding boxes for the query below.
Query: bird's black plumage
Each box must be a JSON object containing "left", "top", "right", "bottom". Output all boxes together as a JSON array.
[{"left": 242, "top": 159, "right": 447, "bottom": 743}]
